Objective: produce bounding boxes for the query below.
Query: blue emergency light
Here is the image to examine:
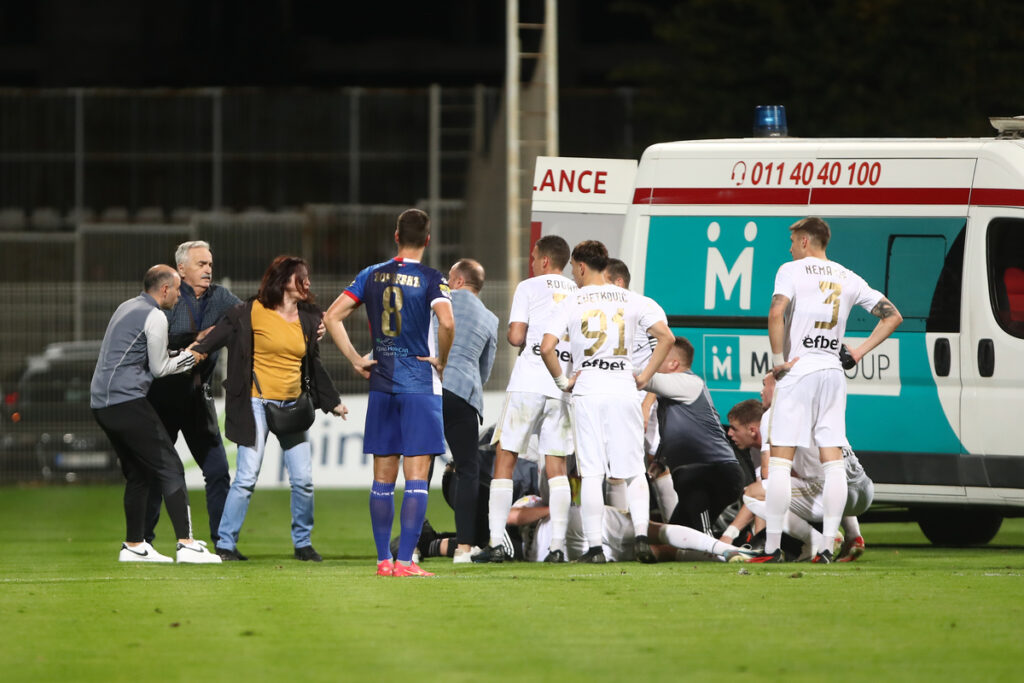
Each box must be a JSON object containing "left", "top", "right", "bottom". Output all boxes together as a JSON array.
[{"left": 753, "top": 105, "right": 787, "bottom": 137}]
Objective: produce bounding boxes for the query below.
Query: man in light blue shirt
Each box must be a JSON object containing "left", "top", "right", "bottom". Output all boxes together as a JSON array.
[{"left": 439, "top": 258, "right": 498, "bottom": 562}]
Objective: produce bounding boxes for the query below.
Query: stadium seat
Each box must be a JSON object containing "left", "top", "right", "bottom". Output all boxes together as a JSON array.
[
  {"left": 135, "top": 206, "right": 166, "bottom": 223},
  {"left": 29, "top": 207, "right": 63, "bottom": 231},
  {"left": 100, "top": 206, "right": 130, "bottom": 223},
  {"left": 0, "top": 207, "right": 27, "bottom": 231},
  {"left": 65, "top": 207, "right": 96, "bottom": 226},
  {"left": 170, "top": 206, "right": 196, "bottom": 223}
]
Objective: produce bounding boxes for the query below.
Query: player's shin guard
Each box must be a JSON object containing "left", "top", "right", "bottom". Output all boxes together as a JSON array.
[
  {"left": 625, "top": 474, "right": 650, "bottom": 538},
  {"left": 653, "top": 472, "right": 679, "bottom": 521},
  {"left": 397, "top": 479, "right": 429, "bottom": 563},
  {"left": 369, "top": 480, "right": 396, "bottom": 562},
  {"left": 821, "top": 460, "right": 848, "bottom": 548},
  {"left": 580, "top": 475, "right": 605, "bottom": 548},
  {"left": 764, "top": 457, "right": 793, "bottom": 554},
  {"left": 487, "top": 479, "right": 514, "bottom": 548},
  {"left": 547, "top": 475, "right": 571, "bottom": 552},
  {"left": 606, "top": 478, "right": 628, "bottom": 510}
]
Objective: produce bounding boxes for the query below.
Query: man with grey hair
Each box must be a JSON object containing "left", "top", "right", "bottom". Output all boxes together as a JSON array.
[
  {"left": 92, "top": 265, "right": 220, "bottom": 563},
  {"left": 145, "top": 240, "right": 240, "bottom": 549}
]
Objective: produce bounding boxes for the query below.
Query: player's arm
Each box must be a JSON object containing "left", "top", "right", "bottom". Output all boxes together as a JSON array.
[
  {"left": 720, "top": 504, "right": 755, "bottom": 544},
  {"left": 635, "top": 320, "right": 674, "bottom": 390},
  {"left": 768, "top": 293, "right": 798, "bottom": 379},
  {"left": 848, "top": 297, "right": 903, "bottom": 364},
  {"left": 432, "top": 300, "right": 455, "bottom": 379},
  {"left": 507, "top": 321, "right": 527, "bottom": 350},
  {"left": 539, "top": 332, "right": 568, "bottom": 390},
  {"left": 324, "top": 291, "right": 375, "bottom": 379},
  {"left": 507, "top": 505, "right": 550, "bottom": 526},
  {"left": 641, "top": 391, "right": 658, "bottom": 431}
]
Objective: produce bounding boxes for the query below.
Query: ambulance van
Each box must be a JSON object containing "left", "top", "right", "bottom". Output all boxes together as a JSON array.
[{"left": 531, "top": 121, "right": 1024, "bottom": 545}]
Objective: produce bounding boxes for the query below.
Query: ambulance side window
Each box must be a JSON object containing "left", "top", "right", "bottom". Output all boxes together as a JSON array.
[
  {"left": 987, "top": 218, "right": 1024, "bottom": 339},
  {"left": 926, "top": 226, "right": 965, "bottom": 333}
]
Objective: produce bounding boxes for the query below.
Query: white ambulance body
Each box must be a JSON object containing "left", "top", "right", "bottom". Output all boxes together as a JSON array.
[{"left": 532, "top": 132, "right": 1024, "bottom": 545}]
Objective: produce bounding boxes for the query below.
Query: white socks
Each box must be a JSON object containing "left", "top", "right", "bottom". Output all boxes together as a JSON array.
[
  {"left": 764, "top": 457, "right": 793, "bottom": 554},
  {"left": 625, "top": 474, "right": 650, "bottom": 538},
  {"left": 821, "top": 460, "right": 848, "bottom": 549},
  {"left": 842, "top": 515, "right": 861, "bottom": 539},
  {"left": 487, "top": 479, "right": 513, "bottom": 548},
  {"left": 606, "top": 478, "right": 628, "bottom": 510},
  {"left": 653, "top": 472, "right": 678, "bottom": 521},
  {"left": 580, "top": 475, "right": 605, "bottom": 547},
  {"left": 547, "top": 475, "right": 571, "bottom": 553},
  {"left": 657, "top": 522, "right": 720, "bottom": 556}
]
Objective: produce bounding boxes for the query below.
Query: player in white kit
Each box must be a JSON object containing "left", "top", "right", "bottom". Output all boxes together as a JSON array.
[
  {"left": 475, "top": 235, "right": 577, "bottom": 564},
  {"left": 541, "top": 240, "right": 674, "bottom": 563},
  {"left": 603, "top": 258, "right": 678, "bottom": 521},
  {"left": 751, "top": 217, "right": 902, "bottom": 563}
]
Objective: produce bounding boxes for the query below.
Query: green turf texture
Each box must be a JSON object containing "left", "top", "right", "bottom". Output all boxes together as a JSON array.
[{"left": 2, "top": 486, "right": 1022, "bottom": 682}]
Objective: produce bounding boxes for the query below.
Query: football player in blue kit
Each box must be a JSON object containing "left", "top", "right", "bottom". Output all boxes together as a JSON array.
[{"left": 325, "top": 208, "right": 454, "bottom": 577}]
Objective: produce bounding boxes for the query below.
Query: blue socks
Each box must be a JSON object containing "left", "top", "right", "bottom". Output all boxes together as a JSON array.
[
  {"left": 397, "top": 480, "right": 429, "bottom": 564},
  {"left": 369, "top": 480, "right": 396, "bottom": 562}
]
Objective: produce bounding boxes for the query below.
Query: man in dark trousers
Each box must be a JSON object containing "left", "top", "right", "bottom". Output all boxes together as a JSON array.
[
  {"left": 646, "top": 336, "right": 745, "bottom": 538},
  {"left": 91, "top": 264, "right": 221, "bottom": 563},
  {"left": 145, "top": 240, "right": 239, "bottom": 546}
]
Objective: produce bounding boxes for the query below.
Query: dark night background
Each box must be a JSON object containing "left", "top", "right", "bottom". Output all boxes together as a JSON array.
[{"left": 3, "top": 0, "right": 1023, "bottom": 144}]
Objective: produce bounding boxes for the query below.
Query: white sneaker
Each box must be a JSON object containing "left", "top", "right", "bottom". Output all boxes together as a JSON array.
[
  {"left": 176, "top": 539, "right": 223, "bottom": 564},
  {"left": 453, "top": 546, "right": 482, "bottom": 564},
  {"left": 118, "top": 542, "right": 174, "bottom": 563}
]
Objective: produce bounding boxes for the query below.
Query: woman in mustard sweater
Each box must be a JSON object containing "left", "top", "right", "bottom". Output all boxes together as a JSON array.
[{"left": 194, "top": 255, "right": 347, "bottom": 562}]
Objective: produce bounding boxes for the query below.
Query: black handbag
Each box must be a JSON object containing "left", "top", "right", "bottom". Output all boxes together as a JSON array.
[{"left": 252, "top": 370, "right": 315, "bottom": 436}]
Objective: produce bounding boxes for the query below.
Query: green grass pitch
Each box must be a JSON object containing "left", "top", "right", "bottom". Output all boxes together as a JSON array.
[{"left": 2, "top": 486, "right": 1022, "bottom": 682}]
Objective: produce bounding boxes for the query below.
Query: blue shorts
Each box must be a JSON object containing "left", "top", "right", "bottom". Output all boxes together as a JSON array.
[{"left": 364, "top": 391, "right": 445, "bottom": 456}]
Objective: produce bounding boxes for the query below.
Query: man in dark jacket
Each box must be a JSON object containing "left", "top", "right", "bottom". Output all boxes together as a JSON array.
[
  {"left": 646, "top": 337, "right": 745, "bottom": 537},
  {"left": 146, "top": 241, "right": 239, "bottom": 545}
]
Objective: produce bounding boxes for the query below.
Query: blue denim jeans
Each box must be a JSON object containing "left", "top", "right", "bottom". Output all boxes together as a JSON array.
[{"left": 217, "top": 398, "right": 314, "bottom": 551}]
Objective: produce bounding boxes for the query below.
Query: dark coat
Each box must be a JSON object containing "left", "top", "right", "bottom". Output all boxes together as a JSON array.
[{"left": 192, "top": 298, "right": 341, "bottom": 448}]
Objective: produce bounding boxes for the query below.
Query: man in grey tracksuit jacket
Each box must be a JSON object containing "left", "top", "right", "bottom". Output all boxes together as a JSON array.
[{"left": 91, "top": 265, "right": 217, "bottom": 562}]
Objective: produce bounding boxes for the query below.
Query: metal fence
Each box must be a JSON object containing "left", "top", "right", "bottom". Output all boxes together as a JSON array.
[
  {"left": 0, "top": 87, "right": 502, "bottom": 230},
  {"left": 0, "top": 209, "right": 519, "bottom": 483}
]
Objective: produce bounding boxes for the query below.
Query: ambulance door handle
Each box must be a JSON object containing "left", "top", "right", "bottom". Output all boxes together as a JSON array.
[
  {"left": 977, "top": 338, "right": 995, "bottom": 378},
  {"left": 933, "top": 338, "right": 951, "bottom": 377}
]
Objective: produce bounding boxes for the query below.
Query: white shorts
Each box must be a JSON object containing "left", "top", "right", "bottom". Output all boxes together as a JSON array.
[
  {"left": 572, "top": 394, "right": 644, "bottom": 479},
  {"left": 768, "top": 369, "right": 847, "bottom": 448},
  {"left": 492, "top": 391, "right": 573, "bottom": 457}
]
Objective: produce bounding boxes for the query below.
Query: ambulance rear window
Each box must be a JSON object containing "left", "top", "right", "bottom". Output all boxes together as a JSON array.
[{"left": 987, "top": 218, "right": 1024, "bottom": 339}]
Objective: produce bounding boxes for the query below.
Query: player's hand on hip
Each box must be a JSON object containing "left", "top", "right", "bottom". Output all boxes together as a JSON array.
[
  {"left": 564, "top": 371, "right": 580, "bottom": 393},
  {"left": 416, "top": 356, "right": 445, "bottom": 381},
  {"left": 353, "top": 354, "right": 376, "bottom": 379},
  {"left": 772, "top": 356, "right": 799, "bottom": 380}
]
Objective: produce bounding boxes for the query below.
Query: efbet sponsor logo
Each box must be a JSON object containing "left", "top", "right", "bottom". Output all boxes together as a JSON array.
[
  {"left": 531, "top": 344, "right": 571, "bottom": 362},
  {"left": 580, "top": 357, "right": 627, "bottom": 371},
  {"left": 704, "top": 220, "right": 757, "bottom": 311},
  {"left": 704, "top": 335, "right": 740, "bottom": 389}
]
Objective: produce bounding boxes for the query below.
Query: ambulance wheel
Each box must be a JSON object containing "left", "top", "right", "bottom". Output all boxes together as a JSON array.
[{"left": 915, "top": 508, "right": 1003, "bottom": 546}]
